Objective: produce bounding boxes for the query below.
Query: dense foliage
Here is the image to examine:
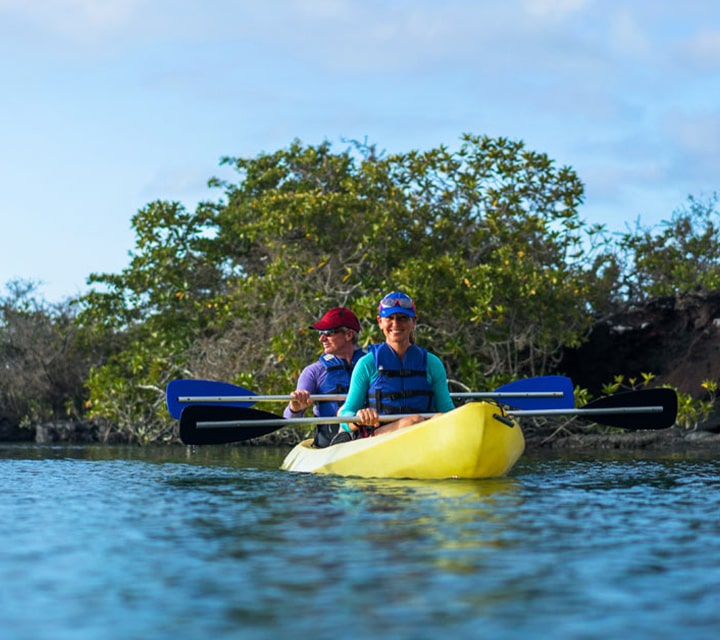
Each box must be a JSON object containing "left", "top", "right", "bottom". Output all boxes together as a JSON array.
[
  {"left": 0, "top": 281, "right": 100, "bottom": 426},
  {"left": 616, "top": 193, "right": 720, "bottom": 299},
  {"left": 2, "top": 135, "right": 718, "bottom": 442}
]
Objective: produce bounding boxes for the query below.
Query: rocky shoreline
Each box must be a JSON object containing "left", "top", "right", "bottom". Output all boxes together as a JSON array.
[
  {"left": 524, "top": 425, "right": 720, "bottom": 453},
  {"left": 3, "top": 417, "right": 720, "bottom": 454},
  {"left": 0, "top": 419, "right": 130, "bottom": 445}
]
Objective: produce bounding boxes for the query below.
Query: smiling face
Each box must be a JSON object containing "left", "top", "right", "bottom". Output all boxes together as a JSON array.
[
  {"left": 318, "top": 327, "right": 356, "bottom": 360},
  {"left": 378, "top": 313, "right": 416, "bottom": 348}
]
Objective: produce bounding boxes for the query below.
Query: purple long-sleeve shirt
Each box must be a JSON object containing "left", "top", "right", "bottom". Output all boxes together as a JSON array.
[{"left": 282, "top": 361, "right": 330, "bottom": 419}]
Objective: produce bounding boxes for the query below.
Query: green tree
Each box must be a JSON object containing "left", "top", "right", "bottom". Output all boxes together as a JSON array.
[
  {"left": 77, "top": 200, "right": 230, "bottom": 442},
  {"left": 0, "top": 280, "right": 93, "bottom": 427},
  {"left": 203, "top": 134, "right": 606, "bottom": 393},
  {"left": 78, "top": 134, "right": 614, "bottom": 442},
  {"left": 617, "top": 193, "right": 720, "bottom": 300},
  {"left": 374, "top": 135, "right": 602, "bottom": 387}
]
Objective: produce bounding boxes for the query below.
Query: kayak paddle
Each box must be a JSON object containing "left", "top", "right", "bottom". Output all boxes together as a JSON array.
[
  {"left": 166, "top": 375, "right": 575, "bottom": 419},
  {"left": 178, "top": 387, "right": 677, "bottom": 446},
  {"left": 508, "top": 387, "right": 678, "bottom": 430}
]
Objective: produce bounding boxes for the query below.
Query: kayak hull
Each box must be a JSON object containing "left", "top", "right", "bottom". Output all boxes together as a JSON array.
[{"left": 280, "top": 402, "right": 525, "bottom": 479}]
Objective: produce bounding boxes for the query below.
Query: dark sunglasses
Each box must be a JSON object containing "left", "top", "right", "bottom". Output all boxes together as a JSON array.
[
  {"left": 318, "top": 328, "right": 346, "bottom": 336},
  {"left": 379, "top": 295, "right": 414, "bottom": 310}
]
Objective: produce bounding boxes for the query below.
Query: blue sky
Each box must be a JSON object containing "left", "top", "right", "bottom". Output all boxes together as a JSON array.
[{"left": 2, "top": 0, "right": 719, "bottom": 302}]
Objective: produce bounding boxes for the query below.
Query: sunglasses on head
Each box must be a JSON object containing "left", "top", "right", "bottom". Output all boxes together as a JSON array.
[
  {"left": 379, "top": 295, "right": 414, "bottom": 310},
  {"left": 318, "top": 327, "right": 345, "bottom": 336}
]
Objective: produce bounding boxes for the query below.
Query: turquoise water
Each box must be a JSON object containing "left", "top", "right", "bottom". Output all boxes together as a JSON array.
[{"left": 1, "top": 444, "right": 719, "bottom": 640}]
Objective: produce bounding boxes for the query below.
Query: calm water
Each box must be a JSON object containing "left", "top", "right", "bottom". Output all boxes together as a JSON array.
[{"left": 1, "top": 443, "right": 719, "bottom": 640}]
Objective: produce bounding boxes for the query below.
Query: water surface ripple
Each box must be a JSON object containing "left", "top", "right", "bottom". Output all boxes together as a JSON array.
[{"left": 1, "top": 445, "right": 718, "bottom": 639}]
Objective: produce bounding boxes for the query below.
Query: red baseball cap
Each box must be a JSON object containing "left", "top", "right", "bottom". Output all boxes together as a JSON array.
[{"left": 310, "top": 307, "right": 361, "bottom": 332}]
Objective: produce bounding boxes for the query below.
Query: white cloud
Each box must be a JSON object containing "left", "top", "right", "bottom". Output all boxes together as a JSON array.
[
  {"left": 682, "top": 29, "right": 720, "bottom": 67},
  {"left": 524, "top": 0, "right": 591, "bottom": 19},
  {"left": 608, "top": 10, "right": 652, "bottom": 57},
  {"left": 0, "top": 0, "right": 142, "bottom": 32},
  {"left": 664, "top": 110, "right": 720, "bottom": 158}
]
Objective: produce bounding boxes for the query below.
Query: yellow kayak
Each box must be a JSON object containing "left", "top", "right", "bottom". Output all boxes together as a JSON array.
[{"left": 280, "top": 402, "right": 525, "bottom": 480}]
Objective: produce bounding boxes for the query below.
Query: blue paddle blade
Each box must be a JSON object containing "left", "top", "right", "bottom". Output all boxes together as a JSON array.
[
  {"left": 165, "top": 379, "right": 257, "bottom": 419},
  {"left": 493, "top": 375, "right": 574, "bottom": 410}
]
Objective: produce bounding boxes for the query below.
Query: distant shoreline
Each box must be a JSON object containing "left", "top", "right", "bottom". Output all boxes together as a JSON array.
[
  {"left": 524, "top": 427, "right": 720, "bottom": 453},
  {"left": 4, "top": 420, "right": 720, "bottom": 453}
]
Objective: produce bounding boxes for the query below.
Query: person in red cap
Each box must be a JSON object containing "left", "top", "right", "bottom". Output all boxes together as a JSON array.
[{"left": 283, "top": 307, "right": 365, "bottom": 447}]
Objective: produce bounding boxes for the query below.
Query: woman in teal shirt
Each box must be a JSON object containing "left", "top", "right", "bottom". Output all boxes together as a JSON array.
[{"left": 333, "top": 291, "right": 454, "bottom": 444}]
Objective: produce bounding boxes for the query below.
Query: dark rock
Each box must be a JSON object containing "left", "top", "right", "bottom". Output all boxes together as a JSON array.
[
  {"left": 34, "top": 420, "right": 125, "bottom": 444},
  {"left": 510, "top": 290, "right": 720, "bottom": 448},
  {"left": 0, "top": 417, "right": 34, "bottom": 442},
  {"left": 560, "top": 290, "right": 720, "bottom": 432}
]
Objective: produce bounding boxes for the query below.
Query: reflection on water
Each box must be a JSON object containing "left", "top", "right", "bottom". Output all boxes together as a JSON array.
[
  {"left": 0, "top": 442, "right": 284, "bottom": 467},
  {"left": 1, "top": 444, "right": 719, "bottom": 640}
]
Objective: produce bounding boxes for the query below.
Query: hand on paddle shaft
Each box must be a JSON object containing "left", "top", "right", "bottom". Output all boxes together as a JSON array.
[
  {"left": 165, "top": 375, "right": 575, "bottom": 419},
  {"left": 177, "top": 388, "right": 678, "bottom": 446},
  {"left": 287, "top": 389, "right": 312, "bottom": 414}
]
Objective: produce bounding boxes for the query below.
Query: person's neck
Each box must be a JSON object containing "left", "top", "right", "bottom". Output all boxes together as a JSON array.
[{"left": 334, "top": 343, "right": 357, "bottom": 363}]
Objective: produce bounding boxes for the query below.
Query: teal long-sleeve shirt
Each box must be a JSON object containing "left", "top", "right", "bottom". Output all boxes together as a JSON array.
[{"left": 338, "top": 349, "right": 455, "bottom": 426}]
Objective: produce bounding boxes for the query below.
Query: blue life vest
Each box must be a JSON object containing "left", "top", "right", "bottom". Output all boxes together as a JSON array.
[
  {"left": 366, "top": 343, "right": 435, "bottom": 414},
  {"left": 316, "top": 349, "right": 366, "bottom": 417},
  {"left": 313, "top": 348, "right": 365, "bottom": 447}
]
